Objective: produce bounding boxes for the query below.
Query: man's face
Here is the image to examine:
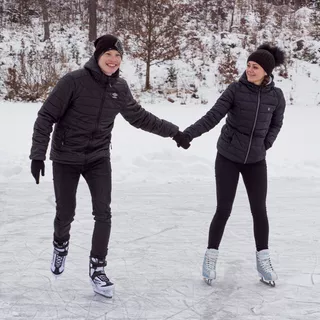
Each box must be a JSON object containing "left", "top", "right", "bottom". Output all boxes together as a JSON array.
[{"left": 98, "top": 50, "right": 122, "bottom": 76}]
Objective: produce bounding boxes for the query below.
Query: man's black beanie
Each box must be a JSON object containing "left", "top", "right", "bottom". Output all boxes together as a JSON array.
[{"left": 94, "top": 34, "right": 124, "bottom": 61}]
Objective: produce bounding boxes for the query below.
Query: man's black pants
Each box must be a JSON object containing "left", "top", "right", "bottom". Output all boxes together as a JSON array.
[{"left": 52, "top": 157, "right": 112, "bottom": 260}]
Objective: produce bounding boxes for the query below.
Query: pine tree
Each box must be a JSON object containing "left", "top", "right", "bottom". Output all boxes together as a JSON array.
[
  {"left": 217, "top": 49, "right": 239, "bottom": 90},
  {"left": 166, "top": 66, "right": 178, "bottom": 88}
]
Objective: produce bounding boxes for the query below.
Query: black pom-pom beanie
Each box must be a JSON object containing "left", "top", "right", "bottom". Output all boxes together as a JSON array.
[{"left": 247, "top": 43, "right": 285, "bottom": 76}]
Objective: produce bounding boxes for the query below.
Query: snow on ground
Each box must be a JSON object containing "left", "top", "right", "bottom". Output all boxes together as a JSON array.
[{"left": 0, "top": 101, "right": 319, "bottom": 319}]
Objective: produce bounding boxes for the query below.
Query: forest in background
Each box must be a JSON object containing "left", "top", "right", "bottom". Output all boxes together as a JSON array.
[{"left": 0, "top": 0, "right": 320, "bottom": 102}]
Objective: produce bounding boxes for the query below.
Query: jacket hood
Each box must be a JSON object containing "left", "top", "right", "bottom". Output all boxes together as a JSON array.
[
  {"left": 239, "top": 72, "right": 275, "bottom": 91},
  {"left": 84, "top": 56, "right": 120, "bottom": 85}
]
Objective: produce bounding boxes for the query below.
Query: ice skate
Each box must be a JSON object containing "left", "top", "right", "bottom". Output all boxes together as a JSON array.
[
  {"left": 51, "top": 240, "right": 69, "bottom": 276},
  {"left": 256, "top": 249, "right": 278, "bottom": 287},
  {"left": 202, "top": 248, "right": 219, "bottom": 285},
  {"left": 89, "top": 257, "right": 114, "bottom": 298}
]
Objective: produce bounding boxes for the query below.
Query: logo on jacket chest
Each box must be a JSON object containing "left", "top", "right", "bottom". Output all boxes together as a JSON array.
[{"left": 111, "top": 93, "right": 118, "bottom": 99}]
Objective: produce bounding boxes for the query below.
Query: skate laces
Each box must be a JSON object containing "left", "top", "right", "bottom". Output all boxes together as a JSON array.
[
  {"left": 53, "top": 241, "right": 68, "bottom": 267},
  {"left": 205, "top": 251, "right": 218, "bottom": 271},
  {"left": 95, "top": 271, "right": 110, "bottom": 282},
  {"left": 90, "top": 258, "right": 109, "bottom": 281},
  {"left": 54, "top": 254, "right": 64, "bottom": 267},
  {"left": 91, "top": 267, "right": 111, "bottom": 284},
  {"left": 258, "top": 256, "right": 274, "bottom": 273}
]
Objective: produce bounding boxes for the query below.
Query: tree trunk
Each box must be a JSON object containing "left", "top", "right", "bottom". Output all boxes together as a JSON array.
[
  {"left": 0, "top": 0, "right": 3, "bottom": 29},
  {"left": 145, "top": 0, "right": 152, "bottom": 90},
  {"left": 39, "top": 0, "right": 50, "bottom": 41},
  {"left": 78, "top": 0, "right": 83, "bottom": 22},
  {"left": 88, "top": 0, "right": 97, "bottom": 42},
  {"left": 229, "top": 1, "right": 236, "bottom": 32},
  {"left": 145, "top": 55, "right": 151, "bottom": 90}
]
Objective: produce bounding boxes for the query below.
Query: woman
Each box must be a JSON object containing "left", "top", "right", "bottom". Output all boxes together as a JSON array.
[
  {"left": 174, "top": 44, "right": 286, "bottom": 286},
  {"left": 30, "top": 34, "right": 183, "bottom": 298}
]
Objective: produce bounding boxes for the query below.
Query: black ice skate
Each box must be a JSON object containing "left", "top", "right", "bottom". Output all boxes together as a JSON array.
[
  {"left": 51, "top": 240, "right": 69, "bottom": 276},
  {"left": 89, "top": 257, "right": 114, "bottom": 298}
]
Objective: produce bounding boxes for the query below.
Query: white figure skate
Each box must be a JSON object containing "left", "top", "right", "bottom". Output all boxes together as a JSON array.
[
  {"left": 256, "top": 249, "right": 278, "bottom": 287},
  {"left": 202, "top": 248, "right": 219, "bottom": 285}
]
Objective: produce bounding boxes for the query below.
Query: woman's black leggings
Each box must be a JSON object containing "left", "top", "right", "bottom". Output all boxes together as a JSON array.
[{"left": 208, "top": 153, "right": 269, "bottom": 251}]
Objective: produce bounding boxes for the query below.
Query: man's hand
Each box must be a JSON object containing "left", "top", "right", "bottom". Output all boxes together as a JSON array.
[
  {"left": 31, "top": 160, "right": 45, "bottom": 184},
  {"left": 172, "top": 131, "right": 191, "bottom": 149}
]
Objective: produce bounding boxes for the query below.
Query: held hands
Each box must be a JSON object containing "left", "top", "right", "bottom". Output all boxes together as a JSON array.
[
  {"left": 31, "top": 160, "right": 45, "bottom": 184},
  {"left": 172, "top": 131, "right": 191, "bottom": 149}
]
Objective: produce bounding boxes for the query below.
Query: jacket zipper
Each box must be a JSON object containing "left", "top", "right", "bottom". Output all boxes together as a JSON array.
[
  {"left": 84, "top": 80, "right": 110, "bottom": 162},
  {"left": 244, "top": 88, "right": 261, "bottom": 164}
]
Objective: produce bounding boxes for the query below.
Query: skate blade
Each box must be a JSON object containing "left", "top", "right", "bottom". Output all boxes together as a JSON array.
[
  {"left": 203, "top": 277, "right": 214, "bottom": 286},
  {"left": 91, "top": 283, "right": 114, "bottom": 298},
  {"left": 260, "top": 278, "right": 276, "bottom": 287},
  {"left": 51, "top": 270, "right": 64, "bottom": 279},
  {"left": 52, "top": 274, "right": 62, "bottom": 281}
]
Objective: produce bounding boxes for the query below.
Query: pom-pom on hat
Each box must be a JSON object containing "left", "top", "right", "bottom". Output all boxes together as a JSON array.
[
  {"left": 94, "top": 34, "right": 124, "bottom": 61},
  {"left": 247, "top": 43, "right": 285, "bottom": 76}
]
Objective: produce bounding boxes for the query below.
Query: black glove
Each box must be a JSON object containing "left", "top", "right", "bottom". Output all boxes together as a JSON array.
[
  {"left": 172, "top": 131, "right": 191, "bottom": 149},
  {"left": 31, "top": 160, "right": 45, "bottom": 184}
]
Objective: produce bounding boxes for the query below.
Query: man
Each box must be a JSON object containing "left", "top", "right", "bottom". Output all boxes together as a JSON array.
[{"left": 30, "top": 34, "right": 187, "bottom": 298}]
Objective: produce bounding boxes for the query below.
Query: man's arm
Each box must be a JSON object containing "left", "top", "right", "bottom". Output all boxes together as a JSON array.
[
  {"left": 120, "top": 82, "right": 179, "bottom": 138},
  {"left": 30, "top": 75, "right": 75, "bottom": 160}
]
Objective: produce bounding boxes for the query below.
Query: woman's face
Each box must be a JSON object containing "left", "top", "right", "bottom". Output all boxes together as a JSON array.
[
  {"left": 246, "top": 61, "right": 267, "bottom": 85},
  {"left": 98, "top": 50, "right": 122, "bottom": 76}
]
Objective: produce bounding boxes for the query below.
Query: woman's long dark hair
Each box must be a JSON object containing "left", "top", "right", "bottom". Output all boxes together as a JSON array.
[{"left": 261, "top": 75, "right": 270, "bottom": 87}]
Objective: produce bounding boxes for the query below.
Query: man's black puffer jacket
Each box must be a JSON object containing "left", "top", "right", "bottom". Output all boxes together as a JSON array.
[
  {"left": 30, "top": 57, "right": 179, "bottom": 164},
  {"left": 184, "top": 73, "right": 286, "bottom": 164}
]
